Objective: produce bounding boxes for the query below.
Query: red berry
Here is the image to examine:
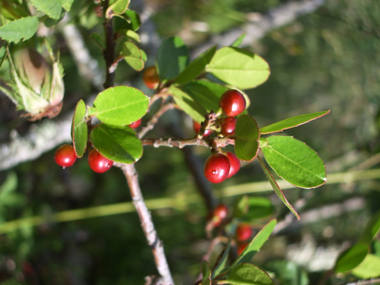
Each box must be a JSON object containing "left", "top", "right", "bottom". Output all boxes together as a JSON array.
[
  {"left": 225, "top": 151, "right": 241, "bottom": 178},
  {"left": 212, "top": 204, "right": 228, "bottom": 227},
  {"left": 54, "top": 144, "right": 77, "bottom": 168},
  {"left": 219, "top": 90, "right": 246, "bottom": 117},
  {"left": 143, "top": 66, "right": 160, "bottom": 89},
  {"left": 236, "top": 225, "right": 253, "bottom": 242},
  {"left": 128, "top": 118, "right": 142, "bottom": 129},
  {"left": 88, "top": 149, "right": 113, "bottom": 173},
  {"left": 204, "top": 153, "right": 230, "bottom": 183},
  {"left": 193, "top": 120, "right": 212, "bottom": 137},
  {"left": 237, "top": 243, "right": 248, "bottom": 255},
  {"left": 220, "top": 116, "right": 237, "bottom": 136}
]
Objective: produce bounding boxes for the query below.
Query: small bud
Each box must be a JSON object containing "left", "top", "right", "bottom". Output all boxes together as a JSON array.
[{"left": 0, "top": 44, "right": 64, "bottom": 120}]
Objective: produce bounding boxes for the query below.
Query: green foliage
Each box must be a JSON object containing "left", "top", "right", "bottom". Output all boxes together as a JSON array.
[
  {"left": 206, "top": 47, "right": 270, "bottom": 89},
  {"left": 335, "top": 243, "right": 369, "bottom": 273},
  {"left": 201, "top": 261, "right": 212, "bottom": 285},
  {"left": 224, "top": 263, "right": 274, "bottom": 285},
  {"left": 352, "top": 254, "right": 380, "bottom": 278},
  {"left": 90, "top": 86, "right": 149, "bottom": 126},
  {"left": 106, "top": 0, "right": 130, "bottom": 18},
  {"left": 264, "top": 261, "right": 309, "bottom": 285},
  {"left": 261, "top": 136, "right": 326, "bottom": 188},
  {"left": 157, "top": 36, "right": 189, "bottom": 81},
  {"left": 260, "top": 110, "right": 331, "bottom": 135},
  {"left": 234, "top": 115, "right": 260, "bottom": 161},
  {"left": 71, "top": 99, "right": 88, "bottom": 158},
  {"left": 0, "top": 16, "right": 39, "bottom": 43},
  {"left": 257, "top": 156, "right": 300, "bottom": 220},
  {"left": 175, "top": 46, "right": 217, "bottom": 85},
  {"left": 232, "top": 219, "right": 277, "bottom": 268},
  {"left": 30, "top": 0, "right": 62, "bottom": 19},
  {"left": 120, "top": 41, "right": 145, "bottom": 71},
  {"left": 90, "top": 124, "right": 143, "bottom": 164}
]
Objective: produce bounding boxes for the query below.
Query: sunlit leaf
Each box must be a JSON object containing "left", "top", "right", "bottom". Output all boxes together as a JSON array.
[
  {"left": 261, "top": 136, "right": 326, "bottom": 188},
  {"left": 0, "top": 17, "right": 39, "bottom": 43},
  {"left": 169, "top": 86, "right": 205, "bottom": 122},
  {"left": 223, "top": 263, "right": 274, "bottom": 285},
  {"left": 335, "top": 243, "right": 369, "bottom": 273},
  {"left": 92, "top": 86, "right": 149, "bottom": 126},
  {"left": 260, "top": 110, "right": 331, "bottom": 135},
  {"left": 206, "top": 47, "right": 270, "bottom": 89}
]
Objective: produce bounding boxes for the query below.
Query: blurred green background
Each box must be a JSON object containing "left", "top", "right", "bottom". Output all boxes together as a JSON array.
[{"left": 1, "top": 0, "right": 380, "bottom": 284}]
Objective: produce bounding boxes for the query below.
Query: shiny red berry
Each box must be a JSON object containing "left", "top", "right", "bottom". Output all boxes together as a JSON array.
[
  {"left": 236, "top": 225, "right": 253, "bottom": 242},
  {"left": 54, "top": 144, "right": 77, "bottom": 168},
  {"left": 204, "top": 153, "right": 230, "bottom": 183},
  {"left": 220, "top": 116, "right": 237, "bottom": 136},
  {"left": 225, "top": 151, "right": 241, "bottom": 178},
  {"left": 219, "top": 90, "right": 246, "bottom": 117},
  {"left": 193, "top": 120, "right": 212, "bottom": 137},
  {"left": 129, "top": 118, "right": 142, "bottom": 129},
  {"left": 88, "top": 149, "right": 113, "bottom": 173},
  {"left": 212, "top": 203, "right": 228, "bottom": 227},
  {"left": 143, "top": 66, "right": 160, "bottom": 89}
]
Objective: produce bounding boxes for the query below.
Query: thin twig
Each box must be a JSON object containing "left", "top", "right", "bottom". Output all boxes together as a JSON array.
[
  {"left": 121, "top": 164, "right": 174, "bottom": 285},
  {"left": 141, "top": 137, "right": 234, "bottom": 149},
  {"left": 138, "top": 102, "right": 176, "bottom": 139}
]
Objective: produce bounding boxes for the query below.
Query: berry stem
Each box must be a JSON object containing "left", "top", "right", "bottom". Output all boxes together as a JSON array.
[{"left": 121, "top": 164, "right": 174, "bottom": 285}]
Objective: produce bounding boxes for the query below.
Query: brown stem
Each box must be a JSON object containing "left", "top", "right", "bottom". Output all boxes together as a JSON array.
[
  {"left": 103, "top": 0, "right": 115, "bottom": 89},
  {"left": 122, "top": 164, "right": 174, "bottom": 285},
  {"left": 141, "top": 138, "right": 235, "bottom": 149}
]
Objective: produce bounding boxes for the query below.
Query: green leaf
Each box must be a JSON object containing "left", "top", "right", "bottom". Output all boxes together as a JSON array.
[
  {"left": 231, "top": 219, "right": 277, "bottom": 268},
  {"left": 212, "top": 243, "right": 231, "bottom": 279},
  {"left": 264, "top": 261, "right": 309, "bottom": 285},
  {"left": 260, "top": 110, "right": 331, "bottom": 135},
  {"left": 352, "top": 254, "right": 380, "bottom": 278},
  {"left": 106, "top": 0, "right": 130, "bottom": 18},
  {"left": 121, "top": 41, "right": 144, "bottom": 71},
  {"left": 71, "top": 100, "right": 88, "bottom": 158},
  {"left": 92, "top": 86, "right": 149, "bottom": 126},
  {"left": 261, "top": 136, "right": 326, "bottom": 188},
  {"left": 90, "top": 124, "right": 143, "bottom": 164},
  {"left": 0, "top": 172, "right": 17, "bottom": 200},
  {"left": 231, "top": 34, "right": 246, "bottom": 48},
  {"left": 201, "top": 261, "right": 212, "bottom": 285},
  {"left": 125, "top": 30, "right": 140, "bottom": 42},
  {"left": 157, "top": 37, "right": 189, "bottom": 81},
  {"left": 90, "top": 33, "right": 105, "bottom": 50},
  {"left": 232, "top": 195, "right": 249, "bottom": 219},
  {"left": 124, "top": 10, "right": 141, "bottom": 31},
  {"left": 243, "top": 196, "right": 274, "bottom": 221},
  {"left": 169, "top": 86, "right": 206, "bottom": 122},
  {"left": 0, "top": 17, "right": 39, "bottom": 43},
  {"left": 257, "top": 156, "right": 300, "bottom": 220},
  {"left": 181, "top": 80, "right": 229, "bottom": 119},
  {"left": 335, "top": 243, "right": 369, "bottom": 273},
  {"left": 234, "top": 115, "right": 260, "bottom": 161},
  {"left": 31, "top": 0, "right": 62, "bottom": 19},
  {"left": 358, "top": 210, "right": 380, "bottom": 245},
  {"left": 224, "top": 263, "right": 274, "bottom": 285},
  {"left": 206, "top": 47, "right": 270, "bottom": 90},
  {"left": 175, "top": 46, "right": 216, "bottom": 85},
  {"left": 0, "top": 46, "right": 6, "bottom": 68},
  {"left": 60, "top": 0, "right": 74, "bottom": 11}
]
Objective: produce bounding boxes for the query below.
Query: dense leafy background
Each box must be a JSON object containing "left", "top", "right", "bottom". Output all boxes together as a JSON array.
[{"left": 1, "top": 0, "right": 380, "bottom": 284}]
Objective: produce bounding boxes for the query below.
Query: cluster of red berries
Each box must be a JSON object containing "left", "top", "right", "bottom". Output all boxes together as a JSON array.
[
  {"left": 55, "top": 119, "right": 141, "bottom": 172},
  {"left": 54, "top": 145, "right": 114, "bottom": 173},
  {"left": 203, "top": 89, "right": 246, "bottom": 184}
]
